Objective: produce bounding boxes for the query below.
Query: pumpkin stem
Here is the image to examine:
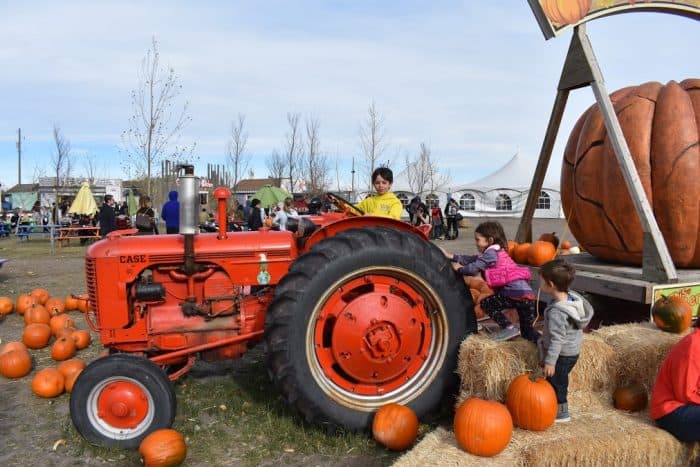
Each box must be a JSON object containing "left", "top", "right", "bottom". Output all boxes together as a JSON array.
[{"left": 530, "top": 368, "right": 545, "bottom": 381}]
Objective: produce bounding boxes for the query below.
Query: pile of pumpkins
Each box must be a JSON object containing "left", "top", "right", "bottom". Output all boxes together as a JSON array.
[
  {"left": 0, "top": 289, "right": 93, "bottom": 397},
  {"left": 508, "top": 232, "right": 579, "bottom": 267}
]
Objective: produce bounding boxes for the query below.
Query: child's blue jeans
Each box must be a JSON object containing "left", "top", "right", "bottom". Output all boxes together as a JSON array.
[{"left": 547, "top": 355, "right": 579, "bottom": 403}]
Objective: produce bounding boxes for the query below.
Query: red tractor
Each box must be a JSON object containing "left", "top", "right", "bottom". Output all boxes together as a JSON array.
[{"left": 70, "top": 165, "right": 476, "bottom": 447}]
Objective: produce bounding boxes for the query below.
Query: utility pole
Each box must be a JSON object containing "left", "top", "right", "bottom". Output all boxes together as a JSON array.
[
  {"left": 16, "top": 128, "right": 22, "bottom": 185},
  {"left": 351, "top": 157, "right": 356, "bottom": 202}
]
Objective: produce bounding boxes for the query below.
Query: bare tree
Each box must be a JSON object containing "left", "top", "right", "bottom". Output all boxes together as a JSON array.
[
  {"left": 302, "top": 116, "right": 330, "bottom": 194},
  {"left": 359, "top": 101, "right": 388, "bottom": 191},
  {"left": 227, "top": 113, "right": 249, "bottom": 192},
  {"left": 266, "top": 149, "right": 287, "bottom": 182},
  {"left": 83, "top": 154, "right": 99, "bottom": 184},
  {"left": 121, "top": 37, "right": 195, "bottom": 196},
  {"left": 405, "top": 142, "right": 450, "bottom": 194},
  {"left": 283, "top": 113, "right": 304, "bottom": 191},
  {"left": 51, "top": 124, "right": 72, "bottom": 190}
]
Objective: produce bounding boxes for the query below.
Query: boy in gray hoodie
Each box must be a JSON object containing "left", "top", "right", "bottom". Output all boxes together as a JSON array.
[{"left": 537, "top": 259, "right": 594, "bottom": 422}]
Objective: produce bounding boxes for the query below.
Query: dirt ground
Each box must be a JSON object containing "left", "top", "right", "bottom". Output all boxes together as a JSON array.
[{"left": 0, "top": 218, "right": 644, "bottom": 466}]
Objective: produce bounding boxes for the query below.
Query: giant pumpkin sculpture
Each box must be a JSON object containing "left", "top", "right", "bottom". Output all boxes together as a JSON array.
[
  {"left": 541, "top": 0, "right": 592, "bottom": 26},
  {"left": 562, "top": 79, "right": 700, "bottom": 267}
]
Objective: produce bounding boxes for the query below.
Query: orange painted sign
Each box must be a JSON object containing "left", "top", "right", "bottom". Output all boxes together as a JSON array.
[
  {"left": 651, "top": 282, "right": 700, "bottom": 320},
  {"left": 528, "top": 0, "right": 700, "bottom": 39}
]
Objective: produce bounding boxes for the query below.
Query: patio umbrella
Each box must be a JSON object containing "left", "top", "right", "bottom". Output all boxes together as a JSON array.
[
  {"left": 251, "top": 185, "right": 291, "bottom": 209},
  {"left": 68, "top": 182, "right": 98, "bottom": 216},
  {"left": 126, "top": 189, "right": 138, "bottom": 216}
]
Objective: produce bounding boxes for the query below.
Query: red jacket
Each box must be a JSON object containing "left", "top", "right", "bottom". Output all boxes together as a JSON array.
[{"left": 650, "top": 328, "right": 700, "bottom": 419}]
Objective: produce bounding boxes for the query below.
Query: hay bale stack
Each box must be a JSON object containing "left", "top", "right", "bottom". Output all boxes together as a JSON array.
[
  {"left": 593, "top": 322, "right": 686, "bottom": 390},
  {"left": 456, "top": 334, "right": 616, "bottom": 405}
]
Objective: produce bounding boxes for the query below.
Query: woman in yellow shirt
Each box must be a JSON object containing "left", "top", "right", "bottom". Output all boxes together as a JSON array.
[{"left": 355, "top": 167, "right": 403, "bottom": 220}]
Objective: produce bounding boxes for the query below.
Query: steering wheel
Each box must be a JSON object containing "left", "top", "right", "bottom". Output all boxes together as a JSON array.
[{"left": 325, "top": 192, "right": 364, "bottom": 217}]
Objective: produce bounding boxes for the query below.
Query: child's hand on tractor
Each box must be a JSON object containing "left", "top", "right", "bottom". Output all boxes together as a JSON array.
[
  {"left": 451, "top": 261, "right": 462, "bottom": 272},
  {"left": 438, "top": 246, "right": 452, "bottom": 259}
]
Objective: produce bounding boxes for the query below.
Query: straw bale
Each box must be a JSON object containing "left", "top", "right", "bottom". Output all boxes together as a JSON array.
[
  {"left": 456, "top": 334, "right": 616, "bottom": 406},
  {"left": 593, "top": 322, "right": 687, "bottom": 390}
]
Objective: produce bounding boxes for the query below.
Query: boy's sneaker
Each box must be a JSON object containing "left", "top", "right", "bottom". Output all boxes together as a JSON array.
[
  {"left": 491, "top": 325, "right": 520, "bottom": 342},
  {"left": 555, "top": 403, "right": 571, "bottom": 423}
]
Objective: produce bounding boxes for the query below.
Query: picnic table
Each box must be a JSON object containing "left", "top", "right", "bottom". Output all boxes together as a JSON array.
[{"left": 55, "top": 226, "right": 101, "bottom": 247}]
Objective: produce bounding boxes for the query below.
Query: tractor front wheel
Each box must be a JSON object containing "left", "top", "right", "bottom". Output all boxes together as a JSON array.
[
  {"left": 70, "top": 354, "right": 176, "bottom": 448},
  {"left": 265, "top": 227, "right": 475, "bottom": 432}
]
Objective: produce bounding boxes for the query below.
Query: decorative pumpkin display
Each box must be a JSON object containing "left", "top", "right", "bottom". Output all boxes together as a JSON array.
[
  {"left": 15, "top": 294, "right": 36, "bottom": 316},
  {"left": 538, "top": 232, "right": 560, "bottom": 249},
  {"left": 507, "top": 240, "right": 519, "bottom": 258},
  {"left": 513, "top": 243, "right": 531, "bottom": 265},
  {"left": 30, "top": 288, "right": 50, "bottom": 305},
  {"left": 31, "top": 368, "right": 65, "bottom": 398},
  {"left": 45, "top": 297, "right": 65, "bottom": 316},
  {"left": 51, "top": 336, "right": 77, "bottom": 361},
  {"left": 23, "top": 323, "right": 52, "bottom": 349},
  {"left": 541, "top": 0, "right": 592, "bottom": 25},
  {"left": 562, "top": 79, "right": 700, "bottom": 267},
  {"left": 613, "top": 384, "right": 648, "bottom": 412},
  {"left": 139, "top": 429, "right": 187, "bottom": 467},
  {"left": 651, "top": 294, "right": 693, "bottom": 334},
  {"left": 23, "top": 304, "right": 51, "bottom": 326},
  {"left": 64, "top": 295, "right": 79, "bottom": 311},
  {"left": 0, "top": 296, "right": 14, "bottom": 315},
  {"left": 50, "top": 314, "right": 75, "bottom": 336},
  {"left": 71, "top": 330, "right": 92, "bottom": 350},
  {"left": 506, "top": 372, "right": 557, "bottom": 431},
  {"left": 527, "top": 241, "right": 558, "bottom": 267},
  {"left": 371, "top": 403, "right": 419, "bottom": 451},
  {"left": 454, "top": 398, "right": 512, "bottom": 457},
  {"left": 1, "top": 342, "right": 29, "bottom": 355},
  {"left": 0, "top": 349, "right": 32, "bottom": 378},
  {"left": 560, "top": 240, "right": 572, "bottom": 250}
]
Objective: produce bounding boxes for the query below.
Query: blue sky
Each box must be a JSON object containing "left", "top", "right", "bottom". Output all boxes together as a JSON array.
[{"left": 0, "top": 1, "right": 698, "bottom": 190}]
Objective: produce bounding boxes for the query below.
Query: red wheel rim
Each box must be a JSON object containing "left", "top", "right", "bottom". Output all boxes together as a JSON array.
[
  {"left": 307, "top": 267, "right": 448, "bottom": 409},
  {"left": 96, "top": 380, "right": 150, "bottom": 429}
]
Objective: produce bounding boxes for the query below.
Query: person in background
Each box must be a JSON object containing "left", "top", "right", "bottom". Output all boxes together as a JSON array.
[
  {"left": 247, "top": 198, "right": 264, "bottom": 231},
  {"left": 135, "top": 196, "right": 158, "bottom": 235},
  {"left": 651, "top": 318, "right": 700, "bottom": 442},
  {"left": 537, "top": 259, "right": 594, "bottom": 423},
  {"left": 355, "top": 167, "right": 403, "bottom": 220},
  {"left": 412, "top": 203, "right": 430, "bottom": 227},
  {"left": 408, "top": 195, "right": 422, "bottom": 224},
  {"left": 98, "top": 194, "right": 117, "bottom": 238},
  {"left": 161, "top": 190, "right": 180, "bottom": 234},
  {"left": 274, "top": 197, "right": 299, "bottom": 231},
  {"left": 199, "top": 207, "right": 210, "bottom": 225},
  {"left": 430, "top": 202, "right": 444, "bottom": 240},
  {"left": 445, "top": 198, "right": 460, "bottom": 240}
]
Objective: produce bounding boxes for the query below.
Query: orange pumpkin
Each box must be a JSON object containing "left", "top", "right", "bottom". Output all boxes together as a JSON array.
[
  {"left": 527, "top": 241, "right": 557, "bottom": 267},
  {"left": 454, "top": 398, "right": 512, "bottom": 457},
  {"left": 562, "top": 79, "right": 700, "bottom": 267},
  {"left": 512, "top": 243, "right": 531, "bottom": 265},
  {"left": 15, "top": 294, "right": 36, "bottom": 315},
  {"left": 76, "top": 295, "right": 91, "bottom": 313},
  {"left": 30, "top": 288, "right": 50, "bottom": 305},
  {"left": 465, "top": 276, "right": 494, "bottom": 321},
  {"left": 613, "top": 384, "right": 648, "bottom": 412},
  {"left": 507, "top": 240, "right": 518, "bottom": 258},
  {"left": 0, "top": 349, "right": 32, "bottom": 378},
  {"left": 506, "top": 372, "right": 557, "bottom": 431},
  {"left": 71, "top": 330, "right": 92, "bottom": 350},
  {"left": 538, "top": 232, "right": 560, "bottom": 249},
  {"left": 0, "top": 296, "right": 14, "bottom": 315},
  {"left": 372, "top": 403, "right": 419, "bottom": 451},
  {"left": 64, "top": 295, "right": 79, "bottom": 311},
  {"left": 651, "top": 294, "right": 693, "bottom": 334},
  {"left": 23, "top": 304, "right": 51, "bottom": 326},
  {"left": 64, "top": 369, "right": 83, "bottom": 393},
  {"left": 57, "top": 358, "right": 86, "bottom": 379},
  {"left": 139, "top": 429, "right": 187, "bottom": 467},
  {"left": 31, "top": 368, "right": 65, "bottom": 398},
  {"left": 45, "top": 297, "right": 65, "bottom": 316},
  {"left": 50, "top": 314, "right": 75, "bottom": 336},
  {"left": 23, "top": 323, "right": 52, "bottom": 349},
  {"left": 55, "top": 327, "right": 74, "bottom": 340},
  {"left": 560, "top": 240, "right": 572, "bottom": 250},
  {"left": 1, "top": 342, "right": 29, "bottom": 355},
  {"left": 51, "top": 336, "right": 77, "bottom": 361},
  {"left": 541, "top": 0, "right": 591, "bottom": 25}
]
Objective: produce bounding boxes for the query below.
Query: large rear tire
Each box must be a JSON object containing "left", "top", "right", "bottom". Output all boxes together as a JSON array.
[
  {"left": 265, "top": 227, "right": 476, "bottom": 432},
  {"left": 70, "top": 354, "right": 176, "bottom": 448}
]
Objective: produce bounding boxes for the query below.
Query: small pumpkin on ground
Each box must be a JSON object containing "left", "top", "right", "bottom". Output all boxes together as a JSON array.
[
  {"left": 139, "top": 429, "right": 187, "bottom": 467},
  {"left": 75, "top": 294, "right": 90, "bottom": 313},
  {"left": 651, "top": 294, "right": 693, "bottom": 334},
  {"left": 50, "top": 314, "right": 75, "bottom": 336},
  {"left": 23, "top": 304, "right": 51, "bottom": 326},
  {"left": 454, "top": 398, "right": 512, "bottom": 457},
  {"left": 64, "top": 295, "right": 79, "bottom": 311},
  {"left": 23, "top": 323, "right": 52, "bottom": 349},
  {"left": 31, "top": 368, "right": 65, "bottom": 398},
  {"left": 15, "top": 294, "right": 36, "bottom": 316},
  {"left": 613, "top": 384, "right": 648, "bottom": 412},
  {"left": 71, "top": 330, "right": 92, "bottom": 350},
  {"left": 0, "top": 296, "right": 14, "bottom": 315},
  {"left": 51, "top": 336, "right": 77, "bottom": 361},
  {"left": 372, "top": 403, "right": 419, "bottom": 451},
  {"left": 45, "top": 297, "right": 65, "bottom": 316},
  {"left": 506, "top": 371, "right": 557, "bottom": 431},
  {"left": 1, "top": 342, "right": 29, "bottom": 355},
  {"left": 0, "top": 348, "right": 32, "bottom": 379},
  {"left": 58, "top": 359, "right": 86, "bottom": 393},
  {"left": 30, "top": 288, "right": 50, "bottom": 305}
]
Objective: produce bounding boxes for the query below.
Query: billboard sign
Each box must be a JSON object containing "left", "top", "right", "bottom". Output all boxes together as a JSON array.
[{"left": 528, "top": 0, "right": 700, "bottom": 39}]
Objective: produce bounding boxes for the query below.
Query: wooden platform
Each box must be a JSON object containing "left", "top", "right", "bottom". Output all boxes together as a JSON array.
[{"left": 528, "top": 253, "right": 700, "bottom": 304}]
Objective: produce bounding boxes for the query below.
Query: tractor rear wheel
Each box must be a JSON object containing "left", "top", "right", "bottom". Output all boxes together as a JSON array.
[
  {"left": 70, "top": 354, "right": 176, "bottom": 448},
  {"left": 265, "top": 227, "right": 476, "bottom": 432}
]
